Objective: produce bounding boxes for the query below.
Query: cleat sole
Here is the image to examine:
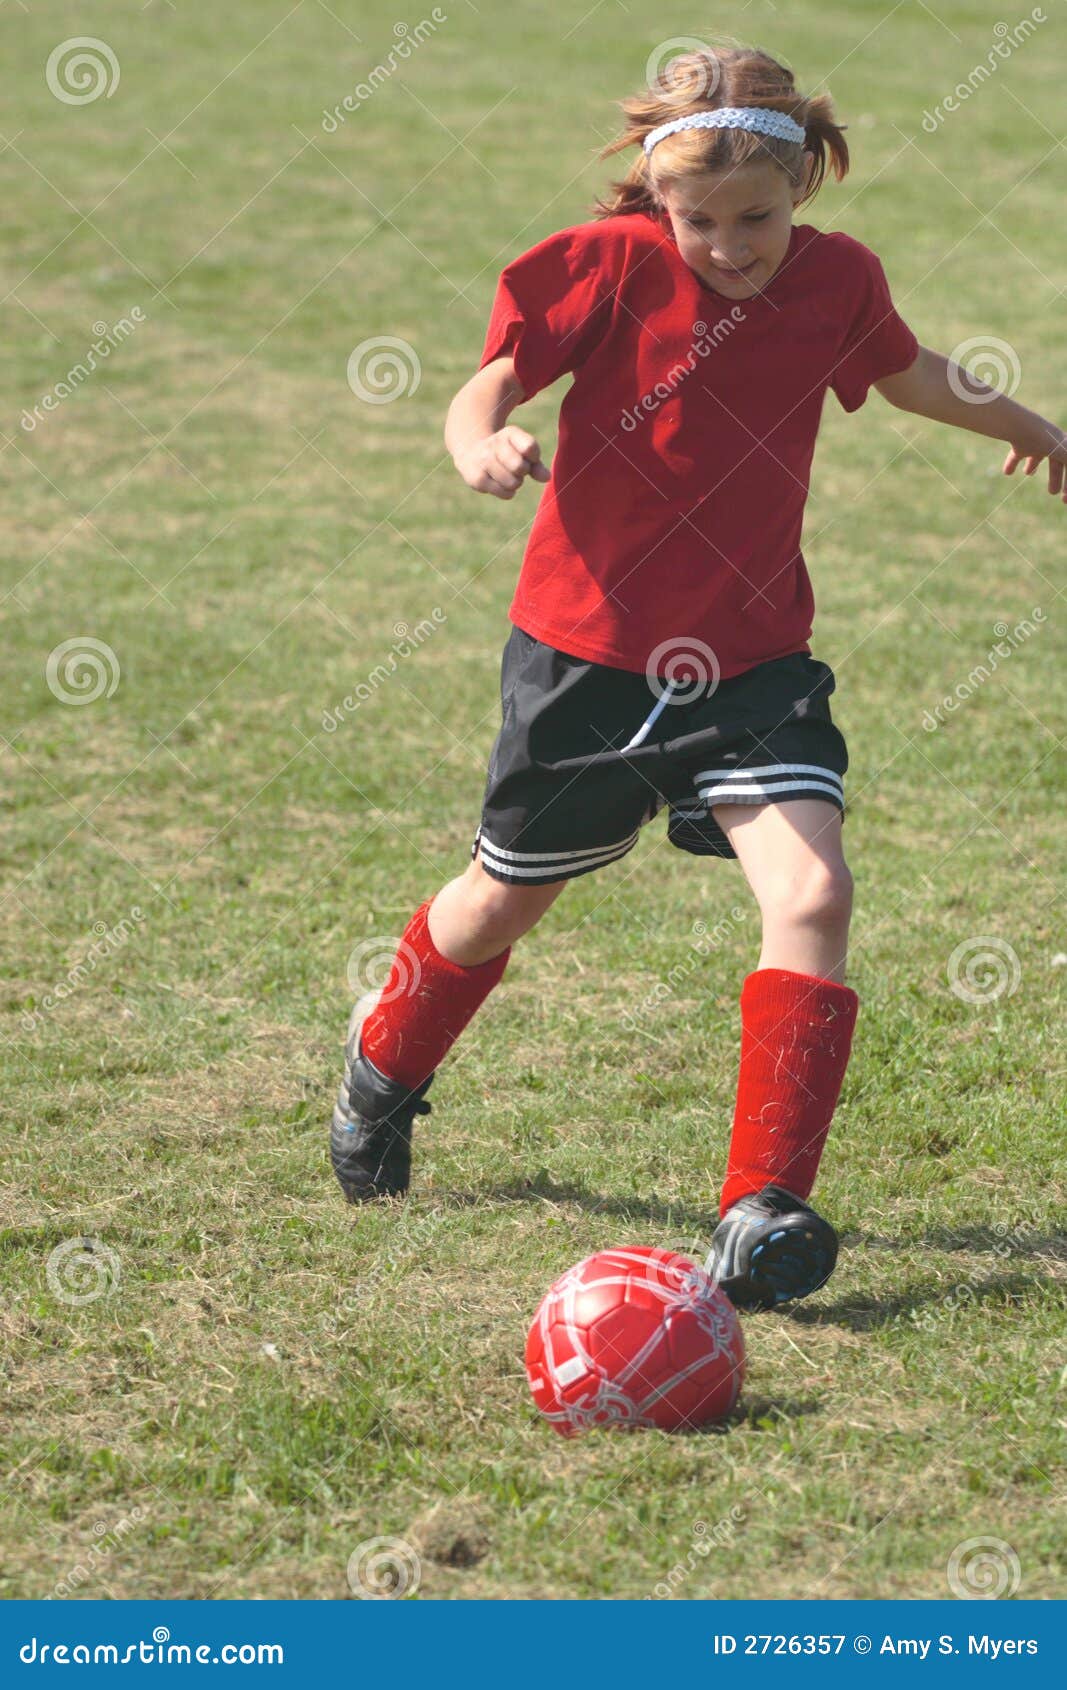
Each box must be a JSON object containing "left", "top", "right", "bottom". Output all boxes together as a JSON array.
[{"left": 715, "top": 1214, "right": 838, "bottom": 1312}]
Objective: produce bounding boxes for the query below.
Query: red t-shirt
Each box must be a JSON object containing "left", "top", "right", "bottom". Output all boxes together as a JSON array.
[{"left": 477, "top": 209, "right": 919, "bottom": 678}]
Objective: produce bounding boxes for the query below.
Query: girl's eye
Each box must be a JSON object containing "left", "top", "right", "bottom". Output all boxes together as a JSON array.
[{"left": 686, "top": 213, "right": 770, "bottom": 228}]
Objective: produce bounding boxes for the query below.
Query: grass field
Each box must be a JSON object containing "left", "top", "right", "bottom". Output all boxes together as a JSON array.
[{"left": 2, "top": 0, "right": 1064, "bottom": 1601}]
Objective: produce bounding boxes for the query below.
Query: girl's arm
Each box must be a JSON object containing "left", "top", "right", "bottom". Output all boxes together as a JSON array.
[
  {"left": 445, "top": 356, "right": 551, "bottom": 500},
  {"left": 874, "top": 345, "right": 1067, "bottom": 502}
]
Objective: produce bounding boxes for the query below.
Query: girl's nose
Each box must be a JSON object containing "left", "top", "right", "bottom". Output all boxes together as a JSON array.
[{"left": 707, "top": 235, "right": 749, "bottom": 263}]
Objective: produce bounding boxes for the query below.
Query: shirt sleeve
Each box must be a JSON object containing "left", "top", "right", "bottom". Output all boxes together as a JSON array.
[
  {"left": 830, "top": 241, "right": 919, "bottom": 413},
  {"left": 478, "top": 224, "right": 615, "bottom": 401}
]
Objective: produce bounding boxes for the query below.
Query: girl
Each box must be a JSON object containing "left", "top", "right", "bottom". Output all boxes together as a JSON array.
[{"left": 330, "top": 45, "right": 1066, "bottom": 1310}]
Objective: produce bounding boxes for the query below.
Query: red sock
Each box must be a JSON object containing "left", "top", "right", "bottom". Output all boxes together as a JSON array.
[
  {"left": 719, "top": 968, "right": 859, "bottom": 1217},
  {"left": 360, "top": 898, "right": 510, "bottom": 1088}
]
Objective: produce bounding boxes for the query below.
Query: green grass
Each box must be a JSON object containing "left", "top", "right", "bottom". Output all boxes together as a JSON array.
[{"left": 1, "top": 0, "right": 1064, "bottom": 1600}]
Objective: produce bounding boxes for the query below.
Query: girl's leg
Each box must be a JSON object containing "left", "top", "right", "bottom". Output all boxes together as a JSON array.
[
  {"left": 713, "top": 796, "right": 854, "bottom": 985},
  {"left": 709, "top": 798, "right": 859, "bottom": 1215},
  {"left": 360, "top": 848, "right": 568, "bottom": 1086},
  {"left": 428, "top": 849, "right": 569, "bottom": 965}
]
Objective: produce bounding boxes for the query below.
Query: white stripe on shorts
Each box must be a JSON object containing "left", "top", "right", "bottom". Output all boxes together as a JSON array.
[
  {"left": 695, "top": 762, "right": 843, "bottom": 804},
  {"left": 478, "top": 827, "right": 641, "bottom": 878},
  {"left": 698, "top": 777, "right": 844, "bottom": 804},
  {"left": 693, "top": 760, "right": 844, "bottom": 793}
]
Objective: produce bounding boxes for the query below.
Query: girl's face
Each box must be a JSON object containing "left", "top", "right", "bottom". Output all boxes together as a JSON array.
[{"left": 657, "top": 155, "right": 813, "bottom": 298}]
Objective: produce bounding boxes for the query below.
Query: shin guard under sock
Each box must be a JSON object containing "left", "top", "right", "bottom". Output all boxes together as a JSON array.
[
  {"left": 720, "top": 967, "right": 859, "bottom": 1217},
  {"left": 360, "top": 898, "right": 510, "bottom": 1088}
]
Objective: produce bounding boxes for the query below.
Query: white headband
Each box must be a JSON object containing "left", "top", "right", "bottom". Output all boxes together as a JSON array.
[{"left": 643, "top": 107, "right": 806, "bottom": 156}]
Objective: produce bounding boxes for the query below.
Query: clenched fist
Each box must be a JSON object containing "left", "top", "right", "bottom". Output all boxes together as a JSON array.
[{"left": 453, "top": 426, "right": 551, "bottom": 500}]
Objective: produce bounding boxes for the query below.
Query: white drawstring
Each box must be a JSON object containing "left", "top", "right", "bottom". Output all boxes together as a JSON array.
[{"left": 621, "top": 680, "right": 680, "bottom": 751}]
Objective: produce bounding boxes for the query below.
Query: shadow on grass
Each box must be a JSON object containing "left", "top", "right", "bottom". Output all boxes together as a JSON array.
[
  {"left": 656, "top": 1397, "right": 823, "bottom": 1440},
  {"left": 451, "top": 1188, "right": 1066, "bottom": 1267},
  {"left": 444, "top": 1175, "right": 715, "bottom": 1236},
  {"left": 849, "top": 1227, "right": 1066, "bottom": 1261},
  {"left": 787, "top": 1269, "right": 1052, "bottom": 1332},
  {"left": 733, "top": 1395, "right": 823, "bottom": 1426}
]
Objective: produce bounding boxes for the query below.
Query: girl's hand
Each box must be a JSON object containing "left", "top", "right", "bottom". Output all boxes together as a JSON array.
[
  {"left": 453, "top": 426, "right": 551, "bottom": 499},
  {"left": 1002, "top": 426, "right": 1067, "bottom": 503}
]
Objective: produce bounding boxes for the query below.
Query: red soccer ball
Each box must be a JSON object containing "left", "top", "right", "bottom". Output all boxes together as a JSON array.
[{"left": 525, "top": 1246, "right": 745, "bottom": 1436}]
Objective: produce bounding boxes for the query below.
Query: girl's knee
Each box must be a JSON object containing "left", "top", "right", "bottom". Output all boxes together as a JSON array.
[
  {"left": 762, "top": 861, "right": 853, "bottom": 929},
  {"left": 467, "top": 854, "right": 567, "bottom": 939}
]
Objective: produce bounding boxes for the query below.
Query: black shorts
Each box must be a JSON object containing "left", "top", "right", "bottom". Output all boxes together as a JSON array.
[{"left": 471, "top": 626, "right": 849, "bottom": 886}]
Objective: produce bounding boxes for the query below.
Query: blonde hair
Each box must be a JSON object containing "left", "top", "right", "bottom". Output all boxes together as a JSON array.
[{"left": 593, "top": 42, "right": 849, "bottom": 218}]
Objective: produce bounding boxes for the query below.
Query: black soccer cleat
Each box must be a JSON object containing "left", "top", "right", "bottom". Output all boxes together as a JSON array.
[
  {"left": 705, "top": 1184, "right": 838, "bottom": 1311},
  {"left": 330, "top": 998, "right": 434, "bottom": 1203}
]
